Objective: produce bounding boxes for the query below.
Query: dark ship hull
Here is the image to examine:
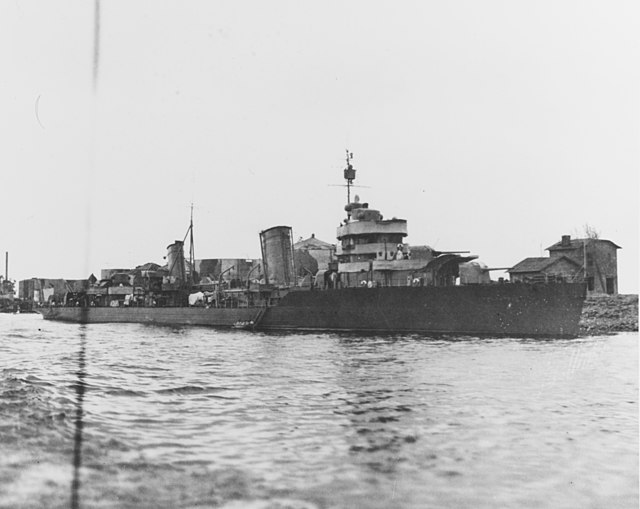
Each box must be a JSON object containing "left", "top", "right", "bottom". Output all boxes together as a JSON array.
[{"left": 39, "top": 282, "right": 587, "bottom": 338}]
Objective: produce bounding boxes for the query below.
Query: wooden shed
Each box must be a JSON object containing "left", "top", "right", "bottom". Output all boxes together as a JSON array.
[{"left": 508, "top": 256, "right": 582, "bottom": 284}]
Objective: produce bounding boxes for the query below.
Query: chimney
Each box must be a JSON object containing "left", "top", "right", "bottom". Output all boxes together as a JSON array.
[{"left": 561, "top": 235, "right": 571, "bottom": 247}]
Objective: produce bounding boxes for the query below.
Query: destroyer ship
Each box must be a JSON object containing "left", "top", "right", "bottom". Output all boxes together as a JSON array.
[{"left": 39, "top": 154, "right": 587, "bottom": 337}]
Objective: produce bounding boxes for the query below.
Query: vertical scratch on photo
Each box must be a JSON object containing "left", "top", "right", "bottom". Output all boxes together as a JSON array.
[
  {"left": 70, "top": 325, "right": 87, "bottom": 509},
  {"left": 93, "top": 0, "right": 100, "bottom": 92},
  {"left": 71, "top": 2, "right": 100, "bottom": 507}
]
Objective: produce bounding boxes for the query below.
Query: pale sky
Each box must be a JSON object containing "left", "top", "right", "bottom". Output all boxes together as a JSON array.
[{"left": 2, "top": 1, "right": 638, "bottom": 292}]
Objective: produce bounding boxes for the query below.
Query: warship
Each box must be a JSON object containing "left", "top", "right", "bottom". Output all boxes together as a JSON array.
[{"left": 39, "top": 153, "right": 587, "bottom": 337}]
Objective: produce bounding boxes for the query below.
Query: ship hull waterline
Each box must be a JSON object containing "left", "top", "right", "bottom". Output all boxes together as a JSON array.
[{"left": 38, "top": 283, "right": 587, "bottom": 338}]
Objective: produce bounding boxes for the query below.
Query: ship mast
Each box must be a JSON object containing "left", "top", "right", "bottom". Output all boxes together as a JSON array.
[
  {"left": 343, "top": 150, "right": 357, "bottom": 222},
  {"left": 343, "top": 150, "right": 356, "bottom": 205},
  {"left": 189, "top": 204, "right": 195, "bottom": 285}
]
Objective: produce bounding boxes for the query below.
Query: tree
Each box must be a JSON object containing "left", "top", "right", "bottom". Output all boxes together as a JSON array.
[{"left": 583, "top": 223, "right": 600, "bottom": 239}]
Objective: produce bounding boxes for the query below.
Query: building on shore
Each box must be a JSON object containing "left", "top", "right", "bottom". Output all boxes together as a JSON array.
[
  {"left": 293, "top": 234, "right": 336, "bottom": 271},
  {"left": 18, "top": 277, "right": 93, "bottom": 304},
  {"left": 509, "top": 234, "right": 621, "bottom": 294},
  {"left": 293, "top": 234, "right": 336, "bottom": 287}
]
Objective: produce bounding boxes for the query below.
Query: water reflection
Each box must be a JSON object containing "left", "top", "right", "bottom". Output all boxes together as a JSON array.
[
  {"left": 0, "top": 318, "right": 636, "bottom": 508},
  {"left": 335, "top": 338, "right": 420, "bottom": 474}
]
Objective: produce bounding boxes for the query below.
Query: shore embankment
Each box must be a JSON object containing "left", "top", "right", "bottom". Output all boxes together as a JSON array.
[{"left": 579, "top": 294, "right": 638, "bottom": 336}]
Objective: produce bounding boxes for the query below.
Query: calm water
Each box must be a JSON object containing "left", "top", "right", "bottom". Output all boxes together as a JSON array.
[{"left": 0, "top": 313, "right": 637, "bottom": 509}]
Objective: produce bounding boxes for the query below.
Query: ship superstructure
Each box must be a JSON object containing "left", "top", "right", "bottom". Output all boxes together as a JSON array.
[{"left": 335, "top": 153, "right": 475, "bottom": 288}]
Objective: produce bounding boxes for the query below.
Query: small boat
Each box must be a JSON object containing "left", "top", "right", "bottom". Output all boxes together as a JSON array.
[{"left": 232, "top": 320, "right": 255, "bottom": 330}]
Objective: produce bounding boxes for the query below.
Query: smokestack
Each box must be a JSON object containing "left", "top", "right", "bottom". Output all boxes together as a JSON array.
[
  {"left": 166, "top": 241, "right": 186, "bottom": 283},
  {"left": 260, "top": 226, "right": 296, "bottom": 287},
  {"left": 4, "top": 252, "right": 7, "bottom": 280}
]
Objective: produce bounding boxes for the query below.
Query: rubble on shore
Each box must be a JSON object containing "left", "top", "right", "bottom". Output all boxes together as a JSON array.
[{"left": 580, "top": 294, "right": 638, "bottom": 336}]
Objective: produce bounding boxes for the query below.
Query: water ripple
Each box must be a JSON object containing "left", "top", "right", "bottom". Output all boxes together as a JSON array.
[{"left": 0, "top": 314, "right": 637, "bottom": 509}]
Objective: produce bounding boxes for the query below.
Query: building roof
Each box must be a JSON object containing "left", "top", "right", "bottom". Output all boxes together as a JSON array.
[
  {"left": 509, "top": 256, "right": 581, "bottom": 274},
  {"left": 294, "top": 234, "right": 334, "bottom": 250},
  {"left": 546, "top": 238, "right": 621, "bottom": 251},
  {"left": 134, "top": 262, "right": 162, "bottom": 272}
]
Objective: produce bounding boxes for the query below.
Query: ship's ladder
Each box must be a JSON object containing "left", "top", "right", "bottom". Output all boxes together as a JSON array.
[{"left": 251, "top": 307, "right": 267, "bottom": 330}]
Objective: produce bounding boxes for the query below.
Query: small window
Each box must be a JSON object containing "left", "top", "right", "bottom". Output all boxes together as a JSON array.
[{"left": 586, "top": 277, "right": 594, "bottom": 291}]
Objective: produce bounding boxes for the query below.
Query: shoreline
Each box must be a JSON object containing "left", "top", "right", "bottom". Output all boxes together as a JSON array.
[{"left": 579, "top": 294, "right": 638, "bottom": 336}]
